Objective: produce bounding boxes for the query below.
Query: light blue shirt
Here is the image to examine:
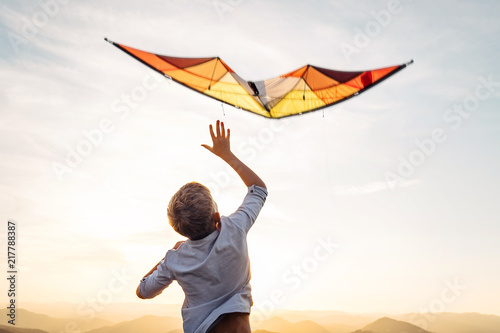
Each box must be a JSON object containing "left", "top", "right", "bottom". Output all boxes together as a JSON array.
[{"left": 140, "top": 185, "right": 268, "bottom": 333}]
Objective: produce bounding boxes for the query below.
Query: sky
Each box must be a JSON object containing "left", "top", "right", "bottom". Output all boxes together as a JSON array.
[{"left": 1, "top": 0, "right": 499, "bottom": 319}]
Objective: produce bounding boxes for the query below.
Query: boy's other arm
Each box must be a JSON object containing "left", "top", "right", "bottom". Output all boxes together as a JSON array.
[
  {"left": 202, "top": 120, "right": 266, "bottom": 189},
  {"left": 136, "top": 260, "right": 162, "bottom": 299},
  {"left": 136, "top": 241, "right": 184, "bottom": 299}
]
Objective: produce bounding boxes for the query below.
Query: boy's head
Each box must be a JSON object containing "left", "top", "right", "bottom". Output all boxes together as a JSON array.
[{"left": 167, "top": 182, "right": 220, "bottom": 240}]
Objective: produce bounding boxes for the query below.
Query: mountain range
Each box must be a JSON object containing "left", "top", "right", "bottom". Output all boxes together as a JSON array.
[{"left": 2, "top": 306, "right": 499, "bottom": 333}]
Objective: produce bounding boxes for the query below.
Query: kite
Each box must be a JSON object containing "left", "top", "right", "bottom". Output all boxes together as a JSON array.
[{"left": 105, "top": 38, "right": 413, "bottom": 119}]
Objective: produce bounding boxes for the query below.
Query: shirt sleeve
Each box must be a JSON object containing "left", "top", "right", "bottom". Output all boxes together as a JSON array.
[
  {"left": 139, "top": 257, "right": 174, "bottom": 299},
  {"left": 226, "top": 185, "right": 268, "bottom": 233}
]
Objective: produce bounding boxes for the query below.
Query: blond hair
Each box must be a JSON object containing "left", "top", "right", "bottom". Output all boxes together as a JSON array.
[{"left": 167, "top": 182, "right": 217, "bottom": 240}]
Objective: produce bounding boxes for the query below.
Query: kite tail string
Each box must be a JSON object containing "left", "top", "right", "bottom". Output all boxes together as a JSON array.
[
  {"left": 221, "top": 102, "right": 225, "bottom": 116},
  {"left": 322, "top": 112, "right": 334, "bottom": 200}
]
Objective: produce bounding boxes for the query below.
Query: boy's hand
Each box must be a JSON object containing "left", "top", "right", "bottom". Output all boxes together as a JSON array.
[
  {"left": 173, "top": 241, "right": 185, "bottom": 250},
  {"left": 201, "top": 120, "right": 266, "bottom": 190},
  {"left": 201, "top": 120, "right": 233, "bottom": 160}
]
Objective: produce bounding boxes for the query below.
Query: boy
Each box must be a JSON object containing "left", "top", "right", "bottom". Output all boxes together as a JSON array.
[{"left": 136, "top": 120, "right": 267, "bottom": 333}]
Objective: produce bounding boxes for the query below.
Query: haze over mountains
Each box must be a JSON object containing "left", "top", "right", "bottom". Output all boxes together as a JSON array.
[
  {"left": 1, "top": 304, "right": 499, "bottom": 333},
  {"left": 0, "top": 309, "right": 111, "bottom": 333}
]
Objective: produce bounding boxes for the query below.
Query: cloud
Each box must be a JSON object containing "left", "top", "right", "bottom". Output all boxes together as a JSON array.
[{"left": 332, "top": 178, "right": 421, "bottom": 196}]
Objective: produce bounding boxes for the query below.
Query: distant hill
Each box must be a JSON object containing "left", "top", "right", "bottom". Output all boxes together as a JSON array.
[
  {"left": 323, "top": 323, "right": 364, "bottom": 333},
  {"left": 355, "top": 317, "right": 430, "bottom": 333},
  {"left": 86, "top": 314, "right": 182, "bottom": 333},
  {"left": 0, "top": 325, "right": 49, "bottom": 333},
  {"left": 270, "top": 309, "right": 376, "bottom": 332},
  {"left": 255, "top": 316, "right": 330, "bottom": 333},
  {"left": 354, "top": 317, "right": 431, "bottom": 333},
  {"left": 0, "top": 309, "right": 111, "bottom": 333},
  {"left": 395, "top": 312, "right": 500, "bottom": 333}
]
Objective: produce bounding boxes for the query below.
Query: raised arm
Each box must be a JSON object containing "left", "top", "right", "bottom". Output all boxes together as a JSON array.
[{"left": 202, "top": 120, "right": 266, "bottom": 189}]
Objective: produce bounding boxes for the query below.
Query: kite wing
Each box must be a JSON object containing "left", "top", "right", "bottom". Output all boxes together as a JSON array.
[{"left": 105, "top": 38, "right": 413, "bottom": 119}]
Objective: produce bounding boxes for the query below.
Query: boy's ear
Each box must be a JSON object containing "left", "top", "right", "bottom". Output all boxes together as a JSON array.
[{"left": 214, "top": 212, "right": 221, "bottom": 231}]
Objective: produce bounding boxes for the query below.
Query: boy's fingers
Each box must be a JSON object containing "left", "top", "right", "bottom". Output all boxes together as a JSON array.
[
  {"left": 227, "top": 128, "right": 230, "bottom": 140},
  {"left": 221, "top": 122, "right": 225, "bottom": 138},
  {"left": 209, "top": 124, "right": 215, "bottom": 141},
  {"left": 216, "top": 120, "right": 221, "bottom": 137},
  {"left": 201, "top": 144, "right": 213, "bottom": 152}
]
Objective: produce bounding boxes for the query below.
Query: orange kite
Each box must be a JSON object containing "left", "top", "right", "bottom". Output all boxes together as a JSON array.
[{"left": 106, "top": 38, "right": 413, "bottom": 119}]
